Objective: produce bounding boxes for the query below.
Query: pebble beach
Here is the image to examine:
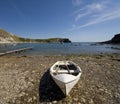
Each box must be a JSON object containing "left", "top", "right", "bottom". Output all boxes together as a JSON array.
[{"left": 0, "top": 54, "right": 120, "bottom": 104}]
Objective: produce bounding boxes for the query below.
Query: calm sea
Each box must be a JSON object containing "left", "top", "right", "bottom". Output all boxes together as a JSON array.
[{"left": 0, "top": 42, "right": 120, "bottom": 55}]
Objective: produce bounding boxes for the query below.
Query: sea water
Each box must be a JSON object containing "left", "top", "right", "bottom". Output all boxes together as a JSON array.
[{"left": 0, "top": 42, "right": 120, "bottom": 55}]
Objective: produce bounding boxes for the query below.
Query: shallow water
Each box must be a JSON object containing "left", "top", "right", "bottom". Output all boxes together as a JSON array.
[{"left": 0, "top": 42, "right": 120, "bottom": 55}]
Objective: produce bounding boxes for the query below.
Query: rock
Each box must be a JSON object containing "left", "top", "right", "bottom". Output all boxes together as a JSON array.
[
  {"left": 52, "top": 100, "right": 57, "bottom": 104},
  {"left": 100, "top": 34, "right": 120, "bottom": 44},
  {"left": 110, "top": 34, "right": 120, "bottom": 43},
  {"left": 73, "top": 98, "right": 79, "bottom": 102},
  {"left": 89, "top": 99, "right": 94, "bottom": 104},
  {"left": 33, "top": 96, "right": 36, "bottom": 100},
  {"left": 19, "top": 92, "right": 26, "bottom": 97},
  {"left": 0, "top": 55, "right": 120, "bottom": 104},
  {"left": 27, "top": 98, "right": 32, "bottom": 103},
  {"left": 81, "top": 97, "right": 86, "bottom": 103}
]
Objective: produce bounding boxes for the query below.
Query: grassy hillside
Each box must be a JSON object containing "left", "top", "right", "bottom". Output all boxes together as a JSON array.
[
  {"left": 0, "top": 29, "right": 15, "bottom": 42},
  {"left": 0, "top": 29, "right": 71, "bottom": 43}
]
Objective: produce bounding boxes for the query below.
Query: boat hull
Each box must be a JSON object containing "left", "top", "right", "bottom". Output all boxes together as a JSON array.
[
  {"left": 52, "top": 74, "right": 81, "bottom": 96},
  {"left": 50, "top": 61, "right": 82, "bottom": 96}
]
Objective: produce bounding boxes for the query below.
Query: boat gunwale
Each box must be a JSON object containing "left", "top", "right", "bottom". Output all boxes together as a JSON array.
[
  {"left": 51, "top": 73, "right": 81, "bottom": 84},
  {"left": 50, "top": 60, "right": 82, "bottom": 95},
  {"left": 50, "top": 61, "right": 82, "bottom": 76}
]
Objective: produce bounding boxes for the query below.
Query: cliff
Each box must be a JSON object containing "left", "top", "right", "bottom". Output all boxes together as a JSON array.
[
  {"left": 0, "top": 29, "right": 71, "bottom": 43},
  {"left": 100, "top": 34, "right": 120, "bottom": 44},
  {"left": 0, "top": 29, "right": 16, "bottom": 43}
]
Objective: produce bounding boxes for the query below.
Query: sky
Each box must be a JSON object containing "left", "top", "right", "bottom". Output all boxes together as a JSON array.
[{"left": 0, "top": 0, "right": 120, "bottom": 42}]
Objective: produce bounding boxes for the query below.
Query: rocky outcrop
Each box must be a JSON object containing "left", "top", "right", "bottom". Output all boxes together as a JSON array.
[
  {"left": 59, "top": 38, "right": 71, "bottom": 43},
  {"left": 101, "top": 34, "right": 120, "bottom": 44},
  {"left": 109, "top": 34, "right": 120, "bottom": 43}
]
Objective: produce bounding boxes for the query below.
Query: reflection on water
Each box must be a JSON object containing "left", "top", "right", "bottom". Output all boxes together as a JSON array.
[{"left": 0, "top": 42, "right": 120, "bottom": 55}]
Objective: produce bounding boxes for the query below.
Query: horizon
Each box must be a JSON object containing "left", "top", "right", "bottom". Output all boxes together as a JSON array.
[
  {"left": 1, "top": 28, "right": 118, "bottom": 43},
  {"left": 0, "top": 0, "right": 120, "bottom": 42}
]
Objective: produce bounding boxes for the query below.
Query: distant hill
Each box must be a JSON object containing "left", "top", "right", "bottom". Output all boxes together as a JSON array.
[
  {"left": 0, "top": 29, "right": 16, "bottom": 43},
  {"left": 101, "top": 34, "right": 120, "bottom": 44},
  {"left": 0, "top": 29, "right": 71, "bottom": 43}
]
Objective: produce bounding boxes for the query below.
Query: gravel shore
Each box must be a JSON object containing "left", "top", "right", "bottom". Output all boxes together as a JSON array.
[{"left": 0, "top": 54, "right": 120, "bottom": 104}]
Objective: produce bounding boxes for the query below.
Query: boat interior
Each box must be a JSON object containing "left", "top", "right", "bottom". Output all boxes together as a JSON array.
[{"left": 53, "top": 63, "right": 80, "bottom": 76}]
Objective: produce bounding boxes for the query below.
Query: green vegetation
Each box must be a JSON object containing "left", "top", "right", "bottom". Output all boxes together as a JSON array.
[
  {"left": 34, "top": 38, "right": 71, "bottom": 43},
  {"left": 0, "top": 29, "right": 71, "bottom": 43},
  {"left": 13, "top": 37, "right": 71, "bottom": 43}
]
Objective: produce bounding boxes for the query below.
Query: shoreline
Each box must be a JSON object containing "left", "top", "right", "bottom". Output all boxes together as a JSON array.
[
  {"left": 1, "top": 53, "right": 120, "bottom": 58},
  {"left": 0, "top": 54, "right": 120, "bottom": 103}
]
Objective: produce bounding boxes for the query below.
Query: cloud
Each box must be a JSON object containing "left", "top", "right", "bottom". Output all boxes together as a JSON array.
[
  {"left": 75, "top": 11, "right": 90, "bottom": 21},
  {"left": 75, "top": 3, "right": 104, "bottom": 21},
  {"left": 72, "top": 1, "right": 120, "bottom": 28},
  {"left": 72, "top": 0, "right": 82, "bottom": 6},
  {"left": 78, "top": 9, "right": 120, "bottom": 28},
  {"left": 87, "top": 3, "right": 103, "bottom": 11},
  {"left": 67, "top": 0, "right": 120, "bottom": 33}
]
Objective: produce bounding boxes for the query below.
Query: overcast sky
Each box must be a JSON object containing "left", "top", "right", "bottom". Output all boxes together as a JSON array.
[{"left": 0, "top": 0, "right": 120, "bottom": 42}]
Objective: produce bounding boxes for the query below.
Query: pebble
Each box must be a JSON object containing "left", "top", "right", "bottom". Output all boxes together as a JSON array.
[
  {"left": 33, "top": 96, "right": 36, "bottom": 100},
  {"left": 27, "top": 98, "right": 32, "bottom": 103},
  {"left": 19, "top": 92, "right": 26, "bottom": 97},
  {"left": 0, "top": 55, "right": 119, "bottom": 104},
  {"left": 89, "top": 99, "right": 94, "bottom": 104},
  {"left": 73, "top": 98, "right": 78, "bottom": 101},
  {"left": 81, "top": 97, "right": 86, "bottom": 103},
  {"left": 52, "top": 100, "right": 57, "bottom": 104}
]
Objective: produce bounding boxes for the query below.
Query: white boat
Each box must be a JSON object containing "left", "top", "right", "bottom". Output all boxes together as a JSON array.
[{"left": 50, "top": 61, "right": 82, "bottom": 96}]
